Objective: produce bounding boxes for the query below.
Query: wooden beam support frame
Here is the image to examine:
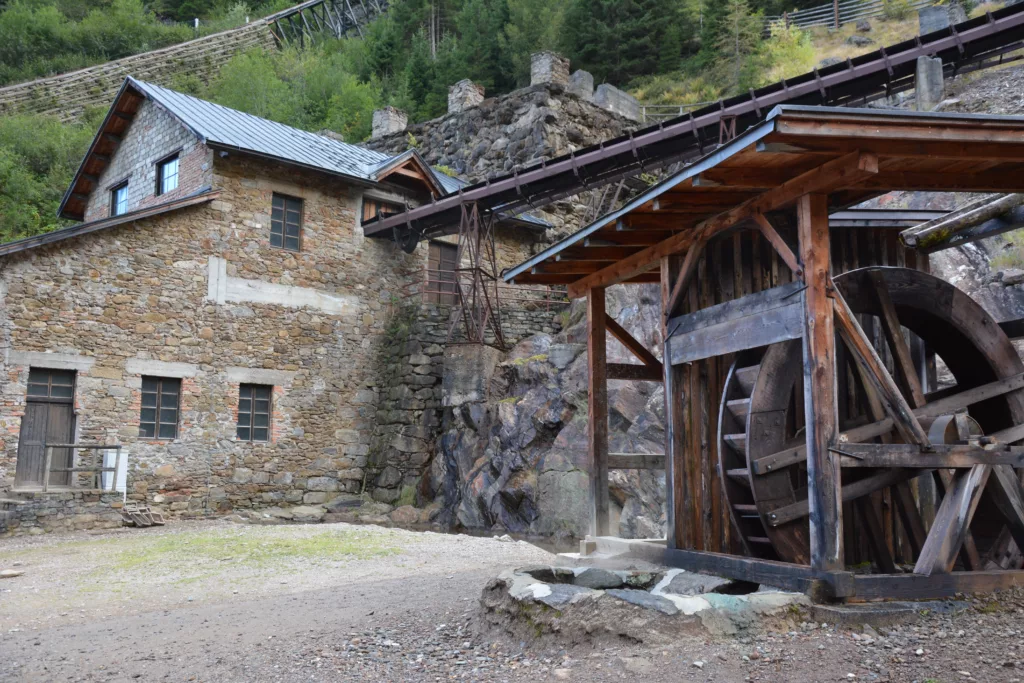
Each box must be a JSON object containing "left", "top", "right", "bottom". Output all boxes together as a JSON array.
[
  {"left": 605, "top": 316, "right": 662, "bottom": 373},
  {"left": 664, "top": 240, "right": 705, "bottom": 319},
  {"left": 832, "top": 287, "right": 931, "bottom": 446},
  {"left": 752, "top": 213, "right": 801, "bottom": 276},
  {"left": 798, "top": 193, "right": 843, "bottom": 572},
  {"left": 588, "top": 287, "right": 610, "bottom": 537},
  {"left": 567, "top": 151, "right": 879, "bottom": 298},
  {"left": 753, "top": 370, "right": 1024, "bottom": 474}
]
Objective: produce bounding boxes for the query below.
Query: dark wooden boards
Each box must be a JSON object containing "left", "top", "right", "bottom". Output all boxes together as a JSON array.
[
  {"left": 587, "top": 287, "right": 610, "bottom": 537},
  {"left": 798, "top": 193, "right": 843, "bottom": 572},
  {"left": 666, "top": 280, "right": 805, "bottom": 364}
]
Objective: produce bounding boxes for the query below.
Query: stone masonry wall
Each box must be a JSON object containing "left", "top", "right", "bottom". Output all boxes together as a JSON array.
[
  {"left": 366, "top": 299, "right": 565, "bottom": 505},
  {"left": 84, "top": 98, "right": 213, "bottom": 221},
  {"left": 0, "top": 491, "right": 123, "bottom": 537},
  {"left": 363, "top": 84, "right": 637, "bottom": 239},
  {"left": 0, "top": 151, "right": 428, "bottom": 523},
  {"left": 0, "top": 21, "right": 276, "bottom": 123}
]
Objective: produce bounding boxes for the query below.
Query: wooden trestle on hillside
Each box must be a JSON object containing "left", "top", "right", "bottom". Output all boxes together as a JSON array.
[{"left": 502, "top": 105, "right": 1024, "bottom": 601}]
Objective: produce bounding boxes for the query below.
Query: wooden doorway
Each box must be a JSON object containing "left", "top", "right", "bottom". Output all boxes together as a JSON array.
[
  {"left": 426, "top": 241, "right": 458, "bottom": 305},
  {"left": 15, "top": 369, "right": 76, "bottom": 488}
]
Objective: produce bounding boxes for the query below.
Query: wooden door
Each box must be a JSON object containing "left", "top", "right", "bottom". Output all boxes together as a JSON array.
[
  {"left": 15, "top": 369, "right": 75, "bottom": 488},
  {"left": 427, "top": 242, "right": 458, "bottom": 305}
]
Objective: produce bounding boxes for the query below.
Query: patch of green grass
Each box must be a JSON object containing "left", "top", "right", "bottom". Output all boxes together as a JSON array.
[
  {"left": 395, "top": 485, "right": 416, "bottom": 508},
  {"left": 977, "top": 600, "right": 1002, "bottom": 614}
]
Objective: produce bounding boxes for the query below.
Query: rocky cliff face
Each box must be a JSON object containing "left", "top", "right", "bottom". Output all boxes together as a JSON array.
[
  {"left": 363, "top": 83, "right": 636, "bottom": 240},
  {"left": 427, "top": 285, "right": 667, "bottom": 542}
]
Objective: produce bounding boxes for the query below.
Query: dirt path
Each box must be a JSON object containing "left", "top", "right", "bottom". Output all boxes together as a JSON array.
[{"left": 3, "top": 520, "right": 1024, "bottom": 682}]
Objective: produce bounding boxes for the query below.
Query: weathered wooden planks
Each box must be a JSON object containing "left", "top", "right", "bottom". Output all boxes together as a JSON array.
[
  {"left": 799, "top": 193, "right": 843, "bottom": 572},
  {"left": 666, "top": 281, "right": 805, "bottom": 364},
  {"left": 587, "top": 287, "right": 610, "bottom": 537}
]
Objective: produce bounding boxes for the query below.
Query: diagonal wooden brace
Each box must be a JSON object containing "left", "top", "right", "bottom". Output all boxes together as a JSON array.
[{"left": 831, "top": 286, "right": 930, "bottom": 447}]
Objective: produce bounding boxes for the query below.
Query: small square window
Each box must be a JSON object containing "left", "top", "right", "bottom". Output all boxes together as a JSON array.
[
  {"left": 156, "top": 155, "right": 179, "bottom": 196},
  {"left": 139, "top": 376, "right": 180, "bottom": 440},
  {"left": 270, "top": 193, "right": 302, "bottom": 252},
  {"left": 110, "top": 182, "right": 128, "bottom": 216},
  {"left": 237, "top": 384, "right": 272, "bottom": 442}
]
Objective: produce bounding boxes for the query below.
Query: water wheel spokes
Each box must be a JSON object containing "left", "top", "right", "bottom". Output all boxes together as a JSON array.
[{"left": 718, "top": 266, "right": 1024, "bottom": 572}]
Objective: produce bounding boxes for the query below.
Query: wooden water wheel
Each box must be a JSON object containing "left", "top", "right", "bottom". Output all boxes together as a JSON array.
[{"left": 718, "top": 266, "right": 1024, "bottom": 572}]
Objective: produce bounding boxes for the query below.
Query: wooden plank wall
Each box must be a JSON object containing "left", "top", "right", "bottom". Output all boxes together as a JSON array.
[{"left": 672, "top": 220, "right": 925, "bottom": 554}]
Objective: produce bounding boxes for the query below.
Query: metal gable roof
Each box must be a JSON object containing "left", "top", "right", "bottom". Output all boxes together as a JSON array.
[{"left": 131, "top": 78, "right": 390, "bottom": 181}]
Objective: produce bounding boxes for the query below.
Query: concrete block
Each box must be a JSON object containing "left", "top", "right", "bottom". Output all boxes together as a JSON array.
[
  {"left": 448, "top": 79, "right": 484, "bottom": 114},
  {"left": 442, "top": 344, "right": 504, "bottom": 406},
  {"left": 568, "top": 70, "right": 594, "bottom": 101},
  {"left": 918, "top": 6, "right": 949, "bottom": 34},
  {"left": 594, "top": 84, "right": 642, "bottom": 122},
  {"left": 531, "top": 51, "right": 570, "bottom": 89},
  {"left": 371, "top": 106, "right": 408, "bottom": 139},
  {"left": 915, "top": 55, "right": 944, "bottom": 111}
]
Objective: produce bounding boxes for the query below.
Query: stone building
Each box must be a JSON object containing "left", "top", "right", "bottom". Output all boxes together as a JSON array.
[{"left": 0, "top": 77, "right": 550, "bottom": 534}]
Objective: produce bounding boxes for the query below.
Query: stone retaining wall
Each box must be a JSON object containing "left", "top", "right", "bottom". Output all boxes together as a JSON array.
[
  {"left": 0, "top": 21, "right": 276, "bottom": 122},
  {"left": 0, "top": 491, "right": 123, "bottom": 537}
]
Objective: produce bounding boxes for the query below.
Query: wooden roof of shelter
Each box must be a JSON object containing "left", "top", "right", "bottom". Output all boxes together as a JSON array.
[{"left": 503, "top": 105, "right": 1024, "bottom": 298}]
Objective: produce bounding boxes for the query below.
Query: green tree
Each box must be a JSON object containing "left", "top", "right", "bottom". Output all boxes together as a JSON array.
[
  {"left": 0, "top": 114, "right": 93, "bottom": 243},
  {"left": 709, "top": 0, "right": 763, "bottom": 93},
  {"left": 500, "top": 0, "right": 567, "bottom": 86},
  {"left": 205, "top": 48, "right": 299, "bottom": 123}
]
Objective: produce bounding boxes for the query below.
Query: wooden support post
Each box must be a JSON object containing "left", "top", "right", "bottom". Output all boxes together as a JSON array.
[
  {"left": 662, "top": 255, "right": 688, "bottom": 549},
  {"left": 665, "top": 240, "right": 705, "bottom": 319},
  {"left": 798, "top": 193, "right": 843, "bottom": 571},
  {"left": 588, "top": 287, "right": 610, "bottom": 537},
  {"left": 43, "top": 446, "right": 53, "bottom": 493}
]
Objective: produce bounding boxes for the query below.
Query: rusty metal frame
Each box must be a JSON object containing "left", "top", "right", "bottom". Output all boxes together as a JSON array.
[{"left": 447, "top": 203, "right": 507, "bottom": 350}]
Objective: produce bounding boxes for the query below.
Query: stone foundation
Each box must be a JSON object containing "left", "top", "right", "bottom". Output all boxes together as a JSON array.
[{"left": 0, "top": 491, "right": 124, "bottom": 537}]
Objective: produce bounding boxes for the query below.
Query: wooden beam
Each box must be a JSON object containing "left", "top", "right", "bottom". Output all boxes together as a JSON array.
[
  {"left": 556, "top": 246, "right": 643, "bottom": 261},
  {"left": 667, "top": 281, "right": 805, "bottom": 365},
  {"left": 605, "top": 316, "right": 662, "bottom": 370},
  {"left": 663, "top": 548, "right": 854, "bottom": 597},
  {"left": 588, "top": 287, "right": 610, "bottom": 537},
  {"left": 665, "top": 240, "right": 705, "bottom": 319},
  {"left": 608, "top": 453, "right": 666, "bottom": 469},
  {"left": 988, "top": 464, "right": 1024, "bottom": 554},
  {"left": 870, "top": 271, "right": 927, "bottom": 407},
  {"left": 835, "top": 443, "right": 1024, "bottom": 468},
  {"left": 608, "top": 363, "right": 663, "bottom": 381},
  {"left": 766, "top": 467, "right": 917, "bottom": 527},
  {"left": 752, "top": 213, "right": 801, "bottom": 275},
  {"left": 799, "top": 193, "right": 843, "bottom": 572},
  {"left": 832, "top": 287, "right": 930, "bottom": 446},
  {"left": 662, "top": 254, "right": 687, "bottom": 550},
  {"left": 566, "top": 151, "right": 879, "bottom": 298},
  {"left": 915, "top": 465, "right": 991, "bottom": 575},
  {"left": 753, "top": 371, "right": 1024, "bottom": 474},
  {"left": 853, "top": 570, "right": 1024, "bottom": 600}
]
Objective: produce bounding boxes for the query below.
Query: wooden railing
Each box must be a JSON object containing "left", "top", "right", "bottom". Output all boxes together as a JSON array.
[
  {"left": 42, "top": 443, "right": 123, "bottom": 493},
  {"left": 764, "top": 0, "right": 935, "bottom": 32},
  {"left": 399, "top": 269, "right": 571, "bottom": 311}
]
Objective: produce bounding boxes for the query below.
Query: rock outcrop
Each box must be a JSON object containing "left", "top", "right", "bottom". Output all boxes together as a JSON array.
[{"left": 428, "top": 285, "right": 667, "bottom": 542}]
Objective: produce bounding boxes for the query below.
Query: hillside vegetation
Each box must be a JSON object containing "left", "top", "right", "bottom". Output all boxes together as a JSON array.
[{"left": 0, "top": 0, "right": 987, "bottom": 244}]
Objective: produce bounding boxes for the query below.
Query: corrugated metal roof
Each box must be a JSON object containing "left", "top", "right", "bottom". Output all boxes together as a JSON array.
[{"left": 132, "top": 78, "right": 394, "bottom": 182}]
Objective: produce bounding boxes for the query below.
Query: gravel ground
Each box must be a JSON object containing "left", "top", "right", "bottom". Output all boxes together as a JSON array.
[{"left": 4, "top": 520, "right": 1024, "bottom": 682}]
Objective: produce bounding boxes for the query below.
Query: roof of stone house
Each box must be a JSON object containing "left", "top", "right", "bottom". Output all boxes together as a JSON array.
[
  {"left": 57, "top": 77, "right": 546, "bottom": 230},
  {"left": 0, "top": 188, "right": 219, "bottom": 258}
]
